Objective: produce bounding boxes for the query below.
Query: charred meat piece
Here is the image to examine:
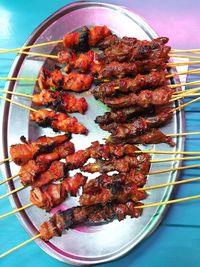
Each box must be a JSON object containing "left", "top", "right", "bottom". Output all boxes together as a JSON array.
[
  {"left": 39, "top": 201, "right": 143, "bottom": 241},
  {"left": 93, "top": 71, "right": 167, "bottom": 98},
  {"left": 103, "top": 42, "right": 171, "bottom": 63},
  {"left": 80, "top": 182, "right": 147, "bottom": 206},
  {"left": 19, "top": 160, "right": 49, "bottom": 186},
  {"left": 63, "top": 26, "right": 89, "bottom": 51},
  {"left": 98, "top": 86, "right": 173, "bottom": 109},
  {"left": 30, "top": 110, "right": 88, "bottom": 135},
  {"left": 95, "top": 106, "right": 153, "bottom": 124},
  {"left": 36, "top": 141, "right": 75, "bottom": 163},
  {"left": 30, "top": 173, "right": 87, "bottom": 211},
  {"left": 81, "top": 155, "right": 145, "bottom": 174},
  {"left": 63, "top": 25, "right": 111, "bottom": 51},
  {"left": 32, "top": 89, "right": 88, "bottom": 114},
  {"left": 83, "top": 170, "right": 147, "bottom": 195},
  {"left": 66, "top": 150, "right": 90, "bottom": 170},
  {"left": 33, "top": 161, "right": 68, "bottom": 188},
  {"left": 10, "top": 134, "right": 70, "bottom": 166},
  {"left": 97, "top": 59, "right": 167, "bottom": 79},
  {"left": 102, "top": 108, "right": 173, "bottom": 139},
  {"left": 108, "top": 128, "right": 175, "bottom": 147},
  {"left": 38, "top": 67, "right": 93, "bottom": 92}
]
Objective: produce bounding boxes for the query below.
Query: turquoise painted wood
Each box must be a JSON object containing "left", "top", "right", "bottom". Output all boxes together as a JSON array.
[{"left": 1, "top": 1, "right": 200, "bottom": 266}]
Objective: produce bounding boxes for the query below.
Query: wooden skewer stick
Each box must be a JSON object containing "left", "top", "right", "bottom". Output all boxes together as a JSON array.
[
  {"left": 0, "top": 185, "right": 25, "bottom": 200},
  {"left": 167, "top": 131, "right": 200, "bottom": 137},
  {"left": 170, "top": 80, "right": 200, "bottom": 89},
  {"left": 170, "top": 54, "right": 200, "bottom": 59},
  {"left": 148, "top": 163, "right": 200, "bottom": 175},
  {"left": 0, "top": 157, "right": 11, "bottom": 164},
  {"left": 171, "top": 87, "right": 200, "bottom": 102},
  {"left": 171, "top": 96, "right": 200, "bottom": 112},
  {"left": 3, "top": 173, "right": 200, "bottom": 219},
  {"left": 0, "top": 233, "right": 42, "bottom": 258},
  {"left": 0, "top": 77, "right": 37, "bottom": 81},
  {"left": 18, "top": 51, "right": 58, "bottom": 59},
  {"left": 0, "top": 203, "right": 33, "bottom": 219},
  {"left": 2, "top": 192, "right": 200, "bottom": 258},
  {"left": 135, "top": 150, "right": 200, "bottom": 155},
  {"left": 166, "top": 68, "right": 200, "bottom": 78},
  {"left": 173, "top": 86, "right": 200, "bottom": 95},
  {"left": 0, "top": 89, "right": 33, "bottom": 98},
  {"left": 0, "top": 161, "right": 200, "bottom": 199},
  {"left": 0, "top": 96, "right": 38, "bottom": 113},
  {"left": 150, "top": 155, "right": 200, "bottom": 163},
  {"left": 171, "top": 48, "right": 200, "bottom": 53},
  {"left": 0, "top": 174, "right": 18, "bottom": 185},
  {"left": 0, "top": 40, "right": 63, "bottom": 54},
  {"left": 168, "top": 61, "right": 200, "bottom": 67},
  {"left": 139, "top": 176, "right": 200, "bottom": 191}
]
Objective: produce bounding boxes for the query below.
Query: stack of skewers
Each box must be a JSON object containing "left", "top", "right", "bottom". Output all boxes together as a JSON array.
[{"left": 1, "top": 25, "right": 200, "bottom": 259}]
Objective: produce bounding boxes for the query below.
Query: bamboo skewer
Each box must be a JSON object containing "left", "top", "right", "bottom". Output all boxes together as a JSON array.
[
  {"left": 171, "top": 48, "right": 200, "bottom": 53},
  {"left": 0, "top": 40, "right": 63, "bottom": 54},
  {"left": 0, "top": 89, "right": 33, "bottom": 98},
  {"left": 0, "top": 174, "right": 19, "bottom": 185},
  {"left": 171, "top": 96, "right": 200, "bottom": 112},
  {"left": 0, "top": 77, "right": 37, "bottom": 81},
  {"left": 166, "top": 68, "right": 200, "bottom": 78},
  {"left": 0, "top": 159, "right": 200, "bottom": 199},
  {"left": 2, "top": 173, "right": 200, "bottom": 219},
  {"left": 168, "top": 61, "right": 200, "bottom": 67},
  {"left": 167, "top": 131, "right": 200, "bottom": 137},
  {"left": 0, "top": 96, "right": 38, "bottom": 113},
  {"left": 2, "top": 192, "right": 200, "bottom": 258},
  {"left": 0, "top": 157, "right": 11, "bottom": 164},
  {"left": 170, "top": 54, "right": 200, "bottom": 59}
]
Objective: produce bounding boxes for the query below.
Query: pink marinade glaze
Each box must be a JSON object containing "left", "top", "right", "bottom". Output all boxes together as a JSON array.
[{"left": 51, "top": 204, "right": 103, "bottom": 233}]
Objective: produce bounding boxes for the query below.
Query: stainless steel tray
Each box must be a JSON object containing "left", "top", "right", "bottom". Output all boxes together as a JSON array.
[{"left": 0, "top": 2, "right": 185, "bottom": 265}]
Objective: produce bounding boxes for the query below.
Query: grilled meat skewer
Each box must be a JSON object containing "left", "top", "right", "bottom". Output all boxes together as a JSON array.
[
  {"left": 10, "top": 134, "right": 70, "bottom": 166},
  {"left": 30, "top": 173, "right": 87, "bottom": 211},
  {"left": 92, "top": 71, "right": 167, "bottom": 98},
  {"left": 30, "top": 110, "right": 88, "bottom": 135},
  {"left": 39, "top": 201, "right": 143, "bottom": 241},
  {"left": 32, "top": 89, "right": 88, "bottom": 114}
]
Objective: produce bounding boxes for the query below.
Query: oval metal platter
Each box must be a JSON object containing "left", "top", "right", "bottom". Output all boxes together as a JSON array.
[{"left": 0, "top": 2, "right": 185, "bottom": 265}]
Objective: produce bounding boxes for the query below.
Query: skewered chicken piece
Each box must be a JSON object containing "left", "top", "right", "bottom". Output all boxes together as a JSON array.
[
  {"left": 30, "top": 109, "right": 88, "bottom": 135},
  {"left": 80, "top": 182, "right": 147, "bottom": 206},
  {"left": 63, "top": 25, "right": 111, "bottom": 51},
  {"left": 83, "top": 170, "right": 147, "bottom": 195},
  {"left": 65, "top": 141, "right": 143, "bottom": 170},
  {"left": 92, "top": 71, "right": 167, "bottom": 98},
  {"left": 81, "top": 154, "right": 150, "bottom": 174},
  {"left": 10, "top": 134, "right": 70, "bottom": 166},
  {"left": 39, "top": 201, "right": 143, "bottom": 241},
  {"left": 32, "top": 89, "right": 88, "bottom": 114},
  {"left": 38, "top": 66, "right": 93, "bottom": 92},
  {"left": 30, "top": 173, "right": 87, "bottom": 211},
  {"left": 100, "top": 107, "right": 173, "bottom": 139},
  {"left": 96, "top": 86, "right": 173, "bottom": 109},
  {"left": 19, "top": 160, "right": 68, "bottom": 187},
  {"left": 107, "top": 128, "right": 175, "bottom": 147},
  {"left": 36, "top": 141, "right": 75, "bottom": 163}
]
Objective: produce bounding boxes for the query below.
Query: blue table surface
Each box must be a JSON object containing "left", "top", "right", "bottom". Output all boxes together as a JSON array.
[{"left": 1, "top": 1, "right": 200, "bottom": 266}]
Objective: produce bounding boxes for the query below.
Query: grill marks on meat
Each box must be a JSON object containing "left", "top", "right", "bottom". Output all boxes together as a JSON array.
[
  {"left": 36, "top": 141, "right": 75, "bottom": 163},
  {"left": 39, "top": 201, "right": 143, "bottom": 241},
  {"left": 98, "top": 86, "right": 173, "bottom": 109},
  {"left": 81, "top": 153, "right": 150, "bottom": 174},
  {"left": 103, "top": 108, "right": 173, "bottom": 140},
  {"left": 97, "top": 59, "right": 166, "bottom": 79},
  {"left": 63, "top": 25, "right": 111, "bottom": 51},
  {"left": 30, "top": 173, "right": 87, "bottom": 211},
  {"left": 30, "top": 110, "right": 88, "bottom": 135},
  {"left": 108, "top": 128, "right": 175, "bottom": 147},
  {"left": 102, "top": 42, "right": 171, "bottom": 63},
  {"left": 38, "top": 67, "right": 93, "bottom": 92},
  {"left": 93, "top": 71, "right": 167, "bottom": 98},
  {"left": 10, "top": 134, "right": 70, "bottom": 166},
  {"left": 32, "top": 89, "right": 88, "bottom": 114},
  {"left": 83, "top": 171, "right": 147, "bottom": 195}
]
